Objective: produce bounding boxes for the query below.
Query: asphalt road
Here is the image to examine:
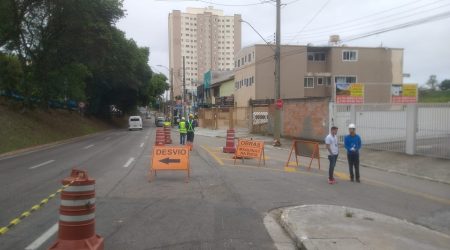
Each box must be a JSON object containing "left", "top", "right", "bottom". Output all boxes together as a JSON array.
[{"left": 1, "top": 119, "right": 449, "bottom": 249}]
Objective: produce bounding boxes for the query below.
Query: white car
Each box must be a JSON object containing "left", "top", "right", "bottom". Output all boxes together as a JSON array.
[{"left": 128, "top": 116, "right": 143, "bottom": 130}]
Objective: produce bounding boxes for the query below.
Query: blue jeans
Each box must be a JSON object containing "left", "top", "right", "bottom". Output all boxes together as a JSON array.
[
  {"left": 347, "top": 152, "right": 360, "bottom": 180},
  {"left": 328, "top": 154, "right": 338, "bottom": 179},
  {"left": 180, "top": 133, "right": 186, "bottom": 145}
]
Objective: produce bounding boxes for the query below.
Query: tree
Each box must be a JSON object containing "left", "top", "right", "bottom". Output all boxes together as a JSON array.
[
  {"left": 0, "top": 53, "right": 23, "bottom": 95},
  {"left": 440, "top": 79, "right": 450, "bottom": 91},
  {"left": 425, "top": 75, "right": 439, "bottom": 90}
]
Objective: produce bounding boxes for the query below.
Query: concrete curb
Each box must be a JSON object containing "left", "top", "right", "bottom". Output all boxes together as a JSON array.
[
  {"left": 278, "top": 205, "right": 450, "bottom": 250},
  {"left": 0, "top": 130, "right": 114, "bottom": 161}
]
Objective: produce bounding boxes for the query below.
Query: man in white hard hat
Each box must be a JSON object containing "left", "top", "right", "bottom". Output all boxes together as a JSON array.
[{"left": 344, "top": 123, "right": 362, "bottom": 182}]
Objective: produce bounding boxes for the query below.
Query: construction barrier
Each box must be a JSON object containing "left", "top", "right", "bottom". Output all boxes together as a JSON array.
[
  {"left": 155, "top": 128, "right": 166, "bottom": 146},
  {"left": 149, "top": 146, "right": 190, "bottom": 182},
  {"left": 285, "top": 140, "right": 321, "bottom": 170},
  {"left": 164, "top": 125, "right": 172, "bottom": 144},
  {"left": 234, "top": 139, "right": 265, "bottom": 166},
  {"left": 223, "top": 129, "right": 236, "bottom": 153},
  {"left": 49, "top": 169, "right": 103, "bottom": 250}
]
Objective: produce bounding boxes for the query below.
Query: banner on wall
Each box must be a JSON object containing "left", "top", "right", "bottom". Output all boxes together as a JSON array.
[
  {"left": 391, "top": 84, "right": 418, "bottom": 103},
  {"left": 336, "top": 83, "right": 364, "bottom": 104}
]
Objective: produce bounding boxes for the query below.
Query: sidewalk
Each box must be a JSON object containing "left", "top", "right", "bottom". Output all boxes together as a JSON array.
[
  {"left": 195, "top": 127, "right": 450, "bottom": 184},
  {"left": 279, "top": 205, "right": 450, "bottom": 250}
]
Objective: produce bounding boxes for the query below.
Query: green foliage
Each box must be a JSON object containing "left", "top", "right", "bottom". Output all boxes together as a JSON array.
[
  {"left": 0, "top": 53, "right": 23, "bottom": 94},
  {"left": 419, "top": 89, "right": 450, "bottom": 103},
  {"left": 425, "top": 75, "right": 438, "bottom": 90},
  {"left": 0, "top": 0, "right": 161, "bottom": 116},
  {"left": 440, "top": 79, "right": 450, "bottom": 91}
]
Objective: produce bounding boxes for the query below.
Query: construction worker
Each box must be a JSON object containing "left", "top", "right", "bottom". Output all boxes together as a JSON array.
[
  {"left": 186, "top": 114, "right": 197, "bottom": 150},
  {"left": 163, "top": 117, "right": 171, "bottom": 127},
  {"left": 344, "top": 123, "right": 362, "bottom": 183},
  {"left": 178, "top": 117, "right": 187, "bottom": 145}
]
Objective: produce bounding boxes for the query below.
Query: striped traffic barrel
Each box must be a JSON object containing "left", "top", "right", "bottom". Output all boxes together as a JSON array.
[{"left": 49, "top": 169, "right": 104, "bottom": 250}]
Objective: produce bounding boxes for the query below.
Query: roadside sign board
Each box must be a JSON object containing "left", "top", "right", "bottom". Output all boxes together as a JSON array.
[
  {"left": 391, "top": 83, "right": 418, "bottom": 103},
  {"left": 286, "top": 140, "right": 321, "bottom": 170},
  {"left": 150, "top": 146, "right": 190, "bottom": 181},
  {"left": 336, "top": 83, "right": 364, "bottom": 104},
  {"left": 234, "top": 139, "right": 265, "bottom": 166}
]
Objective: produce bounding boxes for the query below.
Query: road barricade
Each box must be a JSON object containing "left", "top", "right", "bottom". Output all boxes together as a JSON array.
[
  {"left": 285, "top": 140, "right": 321, "bottom": 170},
  {"left": 49, "top": 169, "right": 104, "bottom": 250},
  {"left": 150, "top": 146, "right": 190, "bottom": 182},
  {"left": 234, "top": 139, "right": 265, "bottom": 166}
]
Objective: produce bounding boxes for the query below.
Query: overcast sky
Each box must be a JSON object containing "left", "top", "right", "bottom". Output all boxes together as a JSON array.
[{"left": 116, "top": 0, "right": 450, "bottom": 86}]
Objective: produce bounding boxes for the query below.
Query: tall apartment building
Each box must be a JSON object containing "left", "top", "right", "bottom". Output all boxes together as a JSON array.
[
  {"left": 234, "top": 44, "right": 403, "bottom": 107},
  {"left": 168, "top": 7, "right": 241, "bottom": 101}
]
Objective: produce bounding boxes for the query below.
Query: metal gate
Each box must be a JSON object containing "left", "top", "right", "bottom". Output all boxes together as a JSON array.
[{"left": 330, "top": 103, "right": 450, "bottom": 159}]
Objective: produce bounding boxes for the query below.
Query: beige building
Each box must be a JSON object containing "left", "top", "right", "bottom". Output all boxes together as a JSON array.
[
  {"left": 168, "top": 7, "right": 241, "bottom": 99},
  {"left": 234, "top": 44, "right": 403, "bottom": 107}
]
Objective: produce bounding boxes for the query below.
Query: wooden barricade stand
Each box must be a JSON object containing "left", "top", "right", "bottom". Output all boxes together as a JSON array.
[
  {"left": 149, "top": 146, "right": 190, "bottom": 182},
  {"left": 285, "top": 140, "right": 320, "bottom": 170},
  {"left": 234, "top": 139, "right": 265, "bottom": 166}
]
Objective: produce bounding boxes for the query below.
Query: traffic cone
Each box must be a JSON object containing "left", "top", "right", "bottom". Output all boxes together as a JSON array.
[
  {"left": 49, "top": 169, "right": 104, "bottom": 250},
  {"left": 155, "top": 128, "right": 166, "bottom": 146},
  {"left": 223, "top": 129, "right": 236, "bottom": 153}
]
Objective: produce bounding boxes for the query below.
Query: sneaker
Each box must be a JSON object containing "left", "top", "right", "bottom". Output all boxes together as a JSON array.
[
  {"left": 356, "top": 179, "right": 361, "bottom": 183},
  {"left": 328, "top": 178, "right": 334, "bottom": 184},
  {"left": 332, "top": 178, "right": 337, "bottom": 184}
]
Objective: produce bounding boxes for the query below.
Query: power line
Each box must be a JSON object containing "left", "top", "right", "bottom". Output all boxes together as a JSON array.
[
  {"left": 289, "top": 0, "right": 448, "bottom": 38},
  {"left": 286, "top": 0, "right": 332, "bottom": 43},
  {"left": 156, "top": 0, "right": 274, "bottom": 7}
]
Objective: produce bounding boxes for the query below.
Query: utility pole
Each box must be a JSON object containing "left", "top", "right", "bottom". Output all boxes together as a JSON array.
[
  {"left": 169, "top": 67, "right": 174, "bottom": 121},
  {"left": 273, "top": 0, "right": 282, "bottom": 146},
  {"left": 183, "top": 56, "right": 186, "bottom": 118}
]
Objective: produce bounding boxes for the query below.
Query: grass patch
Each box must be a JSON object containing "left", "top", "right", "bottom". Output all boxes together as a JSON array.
[
  {"left": 419, "top": 90, "right": 450, "bottom": 103},
  {"left": 0, "top": 99, "right": 115, "bottom": 154}
]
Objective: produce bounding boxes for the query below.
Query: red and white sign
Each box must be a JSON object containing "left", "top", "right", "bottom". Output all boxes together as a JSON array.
[{"left": 276, "top": 99, "right": 283, "bottom": 109}]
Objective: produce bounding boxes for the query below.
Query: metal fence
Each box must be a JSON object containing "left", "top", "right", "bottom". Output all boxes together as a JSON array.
[{"left": 330, "top": 103, "right": 450, "bottom": 159}]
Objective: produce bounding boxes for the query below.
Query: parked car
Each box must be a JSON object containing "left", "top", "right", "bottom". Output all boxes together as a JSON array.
[
  {"left": 155, "top": 117, "right": 165, "bottom": 127},
  {"left": 128, "top": 116, "right": 143, "bottom": 130}
]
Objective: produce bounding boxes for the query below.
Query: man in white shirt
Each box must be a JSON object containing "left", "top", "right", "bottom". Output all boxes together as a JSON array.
[{"left": 325, "top": 126, "right": 339, "bottom": 184}]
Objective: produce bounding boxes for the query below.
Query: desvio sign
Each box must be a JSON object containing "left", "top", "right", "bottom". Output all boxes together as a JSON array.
[
  {"left": 234, "top": 139, "right": 265, "bottom": 166},
  {"left": 150, "top": 146, "right": 190, "bottom": 182}
]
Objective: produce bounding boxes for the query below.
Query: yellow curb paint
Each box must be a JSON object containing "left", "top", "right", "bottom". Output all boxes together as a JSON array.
[
  {"left": 284, "top": 167, "right": 297, "bottom": 172},
  {"left": 200, "top": 145, "right": 224, "bottom": 166}
]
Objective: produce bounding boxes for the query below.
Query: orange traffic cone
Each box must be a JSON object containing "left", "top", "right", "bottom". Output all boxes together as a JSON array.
[{"left": 49, "top": 169, "right": 104, "bottom": 250}]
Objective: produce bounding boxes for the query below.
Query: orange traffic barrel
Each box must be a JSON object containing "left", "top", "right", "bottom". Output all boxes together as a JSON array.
[
  {"left": 155, "top": 128, "right": 166, "bottom": 146},
  {"left": 223, "top": 129, "right": 236, "bottom": 153},
  {"left": 164, "top": 126, "right": 172, "bottom": 144},
  {"left": 49, "top": 169, "right": 104, "bottom": 250}
]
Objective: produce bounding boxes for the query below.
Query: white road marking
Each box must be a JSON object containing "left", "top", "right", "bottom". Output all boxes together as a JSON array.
[
  {"left": 84, "top": 144, "right": 94, "bottom": 149},
  {"left": 24, "top": 223, "right": 58, "bottom": 250},
  {"left": 29, "top": 160, "right": 55, "bottom": 170},
  {"left": 140, "top": 143, "right": 145, "bottom": 148},
  {"left": 123, "top": 157, "right": 135, "bottom": 168}
]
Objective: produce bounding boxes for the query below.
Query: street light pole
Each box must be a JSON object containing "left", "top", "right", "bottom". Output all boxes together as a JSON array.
[
  {"left": 273, "top": 0, "right": 282, "bottom": 146},
  {"left": 183, "top": 56, "right": 186, "bottom": 118}
]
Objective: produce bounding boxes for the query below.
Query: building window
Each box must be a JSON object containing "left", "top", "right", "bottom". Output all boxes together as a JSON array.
[
  {"left": 335, "top": 76, "right": 357, "bottom": 84},
  {"left": 304, "top": 77, "right": 314, "bottom": 88},
  {"left": 342, "top": 50, "right": 358, "bottom": 61},
  {"left": 307, "top": 52, "right": 326, "bottom": 61},
  {"left": 317, "top": 77, "right": 324, "bottom": 85}
]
